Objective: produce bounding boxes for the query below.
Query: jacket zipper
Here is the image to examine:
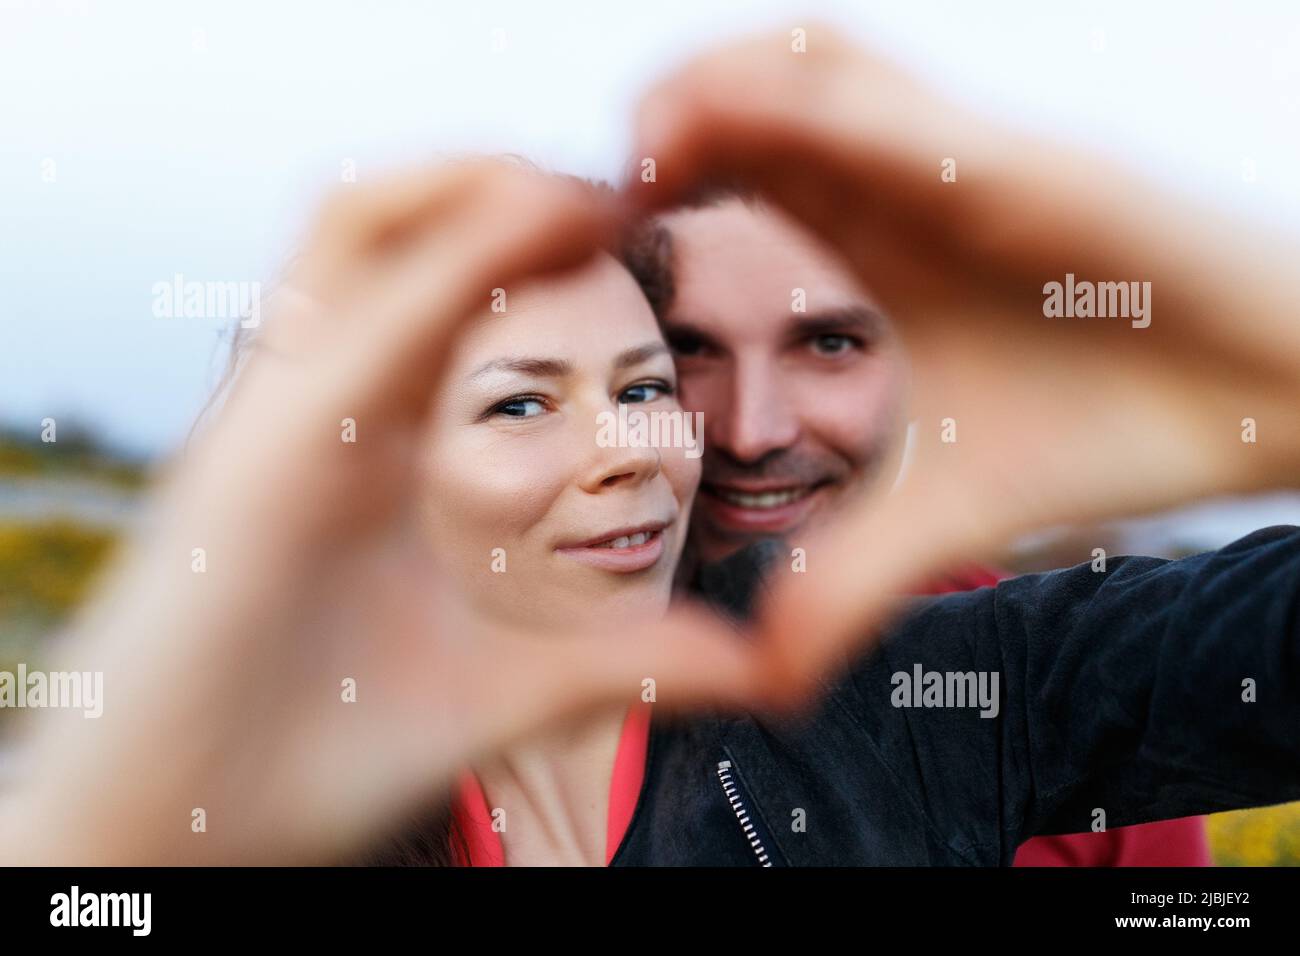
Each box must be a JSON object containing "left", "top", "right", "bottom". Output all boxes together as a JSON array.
[{"left": 716, "top": 759, "right": 774, "bottom": 866}]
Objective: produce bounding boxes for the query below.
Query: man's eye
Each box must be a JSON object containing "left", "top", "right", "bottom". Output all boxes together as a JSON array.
[
  {"left": 619, "top": 381, "right": 673, "bottom": 404},
  {"left": 493, "top": 396, "right": 547, "bottom": 418},
  {"left": 667, "top": 333, "right": 707, "bottom": 357},
  {"left": 811, "top": 333, "right": 858, "bottom": 357}
]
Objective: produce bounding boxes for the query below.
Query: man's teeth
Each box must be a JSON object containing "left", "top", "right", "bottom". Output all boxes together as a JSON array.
[
  {"left": 716, "top": 487, "right": 813, "bottom": 509},
  {"left": 594, "top": 531, "right": 654, "bottom": 549}
]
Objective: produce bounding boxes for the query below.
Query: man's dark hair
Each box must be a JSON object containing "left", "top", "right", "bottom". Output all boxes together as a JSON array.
[{"left": 619, "top": 181, "right": 762, "bottom": 321}]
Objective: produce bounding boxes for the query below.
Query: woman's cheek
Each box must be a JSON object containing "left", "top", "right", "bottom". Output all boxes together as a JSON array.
[{"left": 420, "top": 436, "right": 562, "bottom": 581}]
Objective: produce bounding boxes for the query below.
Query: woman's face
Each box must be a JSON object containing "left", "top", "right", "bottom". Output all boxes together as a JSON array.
[{"left": 420, "top": 254, "right": 699, "bottom": 631}]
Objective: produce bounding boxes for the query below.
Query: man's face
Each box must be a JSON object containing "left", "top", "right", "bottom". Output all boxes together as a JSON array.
[{"left": 659, "top": 199, "right": 908, "bottom": 565}]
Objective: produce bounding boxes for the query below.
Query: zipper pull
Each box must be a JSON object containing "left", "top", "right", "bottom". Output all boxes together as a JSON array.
[{"left": 716, "top": 759, "right": 775, "bottom": 867}]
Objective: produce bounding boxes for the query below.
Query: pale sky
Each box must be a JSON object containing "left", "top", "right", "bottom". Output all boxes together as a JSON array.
[{"left": 2, "top": 0, "right": 1298, "bottom": 457}]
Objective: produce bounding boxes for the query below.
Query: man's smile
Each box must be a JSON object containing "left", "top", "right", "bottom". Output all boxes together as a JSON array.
[{"left": 699, "top": 480, "right": 835, "bottom": 535}]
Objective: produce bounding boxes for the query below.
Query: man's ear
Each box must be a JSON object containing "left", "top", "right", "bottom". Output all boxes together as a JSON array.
[{"left": 889, "top": 420, "right": 918, "bottom": 494}]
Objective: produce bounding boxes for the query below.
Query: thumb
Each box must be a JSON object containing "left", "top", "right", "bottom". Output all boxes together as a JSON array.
[
  {"left": 751, "top": 465, "right": 1000, "bottom": 712},
  {"left": 456, "top": 602, "right": 768, "bottom": 767}
]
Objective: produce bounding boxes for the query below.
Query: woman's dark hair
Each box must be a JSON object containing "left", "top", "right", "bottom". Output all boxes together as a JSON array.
[{"left": 352, "top": 793, "right": 469, "bottom": 867}]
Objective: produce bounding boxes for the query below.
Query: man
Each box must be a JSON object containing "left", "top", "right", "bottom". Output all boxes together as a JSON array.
[{"left": 624, "top": 186, "right": 1212, "bottom": 866}]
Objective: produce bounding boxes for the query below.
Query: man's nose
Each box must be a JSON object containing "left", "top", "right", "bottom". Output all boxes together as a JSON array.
[{"left": 711, "top": 361, "right": 800, "bottom": 465}]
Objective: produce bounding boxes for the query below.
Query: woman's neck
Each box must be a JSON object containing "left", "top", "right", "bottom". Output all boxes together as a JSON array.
[{"left": 474, "top": 703, "right": 627, "bottom": 866}]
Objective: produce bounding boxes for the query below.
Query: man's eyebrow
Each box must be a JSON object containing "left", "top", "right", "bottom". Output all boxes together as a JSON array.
[
  {"left": 466, "top": 357, "right": 574, "bottom": 381},
  {"left": 661, "top": 306, "right": 889, "bottom": 352},
  {"left": 788, "top": 305, "right": 889, "bottom": 341},
  {"left": 658, "top": 319, "right": 724, "bottom": 351}
]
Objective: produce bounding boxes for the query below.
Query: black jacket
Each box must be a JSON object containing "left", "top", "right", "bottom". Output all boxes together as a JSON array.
[{"left": 610, "top": 525, "right": 1300, "bottom": 865}]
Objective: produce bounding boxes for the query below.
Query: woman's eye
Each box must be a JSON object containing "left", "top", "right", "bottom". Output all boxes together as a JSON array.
[
  {"left": 493, "top": 397, "right": 547, "bottom": 418},
  {"left": 619, "top": 381, "right": 673, "bottom": 404},
  {"left": 810, "top": 333, "right": 859, "bottom": 357}
]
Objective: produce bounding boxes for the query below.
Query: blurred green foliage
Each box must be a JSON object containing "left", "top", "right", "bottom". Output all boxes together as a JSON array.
[
  {"left": 1207, "top": 802, "right": 1300, "bottom": 866},
  {"left": 0, "top": 521, "right": 118, "bottom": 634},
  {"left": 0, "top": 425, "right": 147, "bottom": 489}
]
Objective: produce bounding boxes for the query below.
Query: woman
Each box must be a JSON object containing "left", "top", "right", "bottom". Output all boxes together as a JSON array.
[{"left": 363, "top": 242, "right": 706, "bottom": 865}]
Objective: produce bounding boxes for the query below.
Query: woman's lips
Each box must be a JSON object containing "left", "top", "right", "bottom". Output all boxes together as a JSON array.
[
  {"left": 556, "top": 525, "right": 668, "bottom": 573},
  {"left": 699, "top": 482, "right": 829, "bottom": 534}
]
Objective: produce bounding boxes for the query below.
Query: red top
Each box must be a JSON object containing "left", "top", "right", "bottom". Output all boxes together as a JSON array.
[
  {"left": 451, "top": 703, "right": 651, "bottom": 866},
  {"left": 450, "top": 565, "right": 1209, "bottom": 866}
]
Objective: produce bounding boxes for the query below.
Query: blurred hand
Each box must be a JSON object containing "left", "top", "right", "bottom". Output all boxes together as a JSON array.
[
  {"left": 629, "top": 27, "right": 1300, "bottom": 705},
  {"left": 0, "top": 161, "right": 762, "bottom": 864}
]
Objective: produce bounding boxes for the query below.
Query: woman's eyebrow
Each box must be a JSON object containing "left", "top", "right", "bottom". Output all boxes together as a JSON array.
[
  {"left": 465, "top": 342, "right": 668, "bottom": 382},
  {"left": 466, "top": 357, "right": 573, "bottom": 381},
  {"left": 614, "top": 342, "right": 670, "bottom": 369}
]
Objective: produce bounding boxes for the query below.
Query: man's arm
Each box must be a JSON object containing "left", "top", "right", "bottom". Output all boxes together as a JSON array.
[{"left": 848, "top": 525, "right": 1300, "bottom": 857}]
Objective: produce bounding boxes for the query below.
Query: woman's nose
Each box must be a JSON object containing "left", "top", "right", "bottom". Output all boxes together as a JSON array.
[{"left": 579, "top": 406, "right": 664, "bottom": 492}]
